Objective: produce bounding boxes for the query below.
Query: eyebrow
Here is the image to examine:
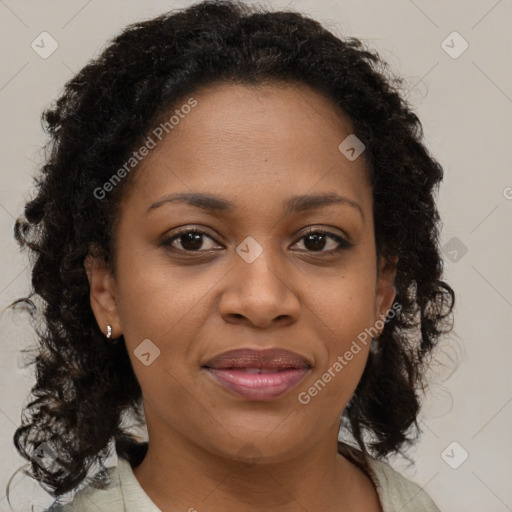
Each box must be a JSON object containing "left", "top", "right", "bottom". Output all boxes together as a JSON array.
[{"left": 147, "top": 191, "right": 364, "bottom": 221}]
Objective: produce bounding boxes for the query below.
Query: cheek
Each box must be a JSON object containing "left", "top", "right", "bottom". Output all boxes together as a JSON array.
[
  {"left": 301, "top": 259, "right": 377, "bottom": 393},
  {"left": 294, "top": 288, "right": 375, "bottom": 422},
  {"left": 115, "top": 270, "right": 205, "bottom": 411},
  {"left": 116, "top": 254, "right": 213, "bottom": 342},
  {"left": 307, "top": 257, "right": 378, "bottom": 342},
  {"left": 114, "top": 251, "right": 231, "bottom": 395}
]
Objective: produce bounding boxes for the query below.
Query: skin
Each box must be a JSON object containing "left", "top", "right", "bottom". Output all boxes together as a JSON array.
[{"left": 85, "top": 82, "right": 397, "bottom": 512}]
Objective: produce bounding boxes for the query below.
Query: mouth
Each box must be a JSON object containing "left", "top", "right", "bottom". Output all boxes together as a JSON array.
[{"left": 202, "top": 348, "right": 312, "bottom": 400}]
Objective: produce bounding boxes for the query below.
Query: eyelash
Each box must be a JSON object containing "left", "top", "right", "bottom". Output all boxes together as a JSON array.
[{"left": 160, "top": 227, "right": 353, "bottom": 256}]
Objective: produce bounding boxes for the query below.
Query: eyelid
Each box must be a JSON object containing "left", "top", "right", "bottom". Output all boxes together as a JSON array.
[{"left": 299, "top": 226, "right": 351, "bottom": 243}]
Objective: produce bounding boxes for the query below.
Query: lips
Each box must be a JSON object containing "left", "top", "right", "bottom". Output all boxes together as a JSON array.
[
  {"left": 202, "top": 348, "right": 312, "bottom": 371},
  {"left": 202, "top": 348, "right": 312, "bottom": 400}
]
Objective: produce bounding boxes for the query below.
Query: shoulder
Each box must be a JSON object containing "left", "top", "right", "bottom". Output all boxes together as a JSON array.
[
  {"left": 365, "top": 456, "right": 441, "bottom": 512},
  {"left": 337, "top": 442, "right": 441, "bottom": 512},
  {"left": 44, "top": 464, "right": 125, "bottom": 512}
]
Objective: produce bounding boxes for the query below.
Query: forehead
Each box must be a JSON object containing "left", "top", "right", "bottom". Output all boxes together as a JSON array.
[
  {"left": 120, "top": 81, "right": 371, "bottom": 218},
  {"left": 171, "top": 81, "right": 357, "bottom": 156}
]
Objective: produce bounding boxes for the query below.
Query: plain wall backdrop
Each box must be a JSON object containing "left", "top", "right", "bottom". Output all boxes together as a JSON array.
[{"left": 1, "top": 1, "right": 511, "bottom": 510}]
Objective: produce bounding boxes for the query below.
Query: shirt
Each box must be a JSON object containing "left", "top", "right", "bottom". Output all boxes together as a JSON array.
[{"left": 46, "top": 451, "right": 441, "bottom": 511}]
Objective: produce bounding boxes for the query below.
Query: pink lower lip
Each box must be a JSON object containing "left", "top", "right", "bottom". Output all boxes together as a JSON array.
[{"left": 204, "top": 368, "right": 310, "bottom": 400}]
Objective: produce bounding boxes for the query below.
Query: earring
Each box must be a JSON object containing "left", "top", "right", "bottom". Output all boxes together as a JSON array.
[{"left": 105, "top": 325, "right": 118, "bottom": 344}]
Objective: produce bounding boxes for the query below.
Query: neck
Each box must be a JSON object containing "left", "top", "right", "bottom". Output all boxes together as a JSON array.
[{"left": 131, "top": 422, "right": 380, "bottom": 512}]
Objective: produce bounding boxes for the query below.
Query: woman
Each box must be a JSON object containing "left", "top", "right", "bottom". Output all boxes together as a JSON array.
[{"left": 7, "top": 1, "right": 454, "bottom": 510}]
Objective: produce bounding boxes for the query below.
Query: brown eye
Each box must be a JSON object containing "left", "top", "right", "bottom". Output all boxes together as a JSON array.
[
  {"left": 162, "top": 229, "right": 221, "bottom": 252},
  {"left": 293, "top": 229, "right": 352, "bottom": 255}
]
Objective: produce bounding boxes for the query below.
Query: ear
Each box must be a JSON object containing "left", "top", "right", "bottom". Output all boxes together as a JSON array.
[
  {"left": 84, "top": 253, "right": 122, "bottom": 338},
  {"left": 373, "top": 254, "right": 398, "bottom": 335}
]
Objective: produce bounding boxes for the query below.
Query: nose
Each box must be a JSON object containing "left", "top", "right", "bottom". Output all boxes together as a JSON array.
[{"left": 218, "top": 244, "right": 300, "bottom": 329}]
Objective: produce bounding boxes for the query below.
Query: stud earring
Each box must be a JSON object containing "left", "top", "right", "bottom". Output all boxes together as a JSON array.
[{"left": 106, "top": 325, "right": 118, "bottom": 344}]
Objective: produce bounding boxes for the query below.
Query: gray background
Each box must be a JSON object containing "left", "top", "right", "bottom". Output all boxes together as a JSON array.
[{"left": 1, "top": 1, "right": 511, "bottom": 510}]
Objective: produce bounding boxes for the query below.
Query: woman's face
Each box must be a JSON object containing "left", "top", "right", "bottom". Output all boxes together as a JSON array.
[{"left": 87, "top": 82, "right": 396, "bottom": 464}]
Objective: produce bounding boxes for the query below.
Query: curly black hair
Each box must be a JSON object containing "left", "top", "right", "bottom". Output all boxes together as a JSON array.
[{"left": 6, "top": 0, "right": 454, "bottom": 505}]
